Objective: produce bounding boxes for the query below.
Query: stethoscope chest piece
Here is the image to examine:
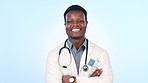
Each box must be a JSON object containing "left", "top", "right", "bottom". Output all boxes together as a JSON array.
[{"left": 82, "top": 65, "right": 89, "bottom": 72}]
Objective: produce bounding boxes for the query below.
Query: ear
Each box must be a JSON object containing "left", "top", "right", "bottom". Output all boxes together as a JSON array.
[{"left": 86, "top": 21, "right": 88, "bottom": 28}]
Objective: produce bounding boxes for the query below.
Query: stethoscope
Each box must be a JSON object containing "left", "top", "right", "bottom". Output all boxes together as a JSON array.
[{"left": 58, "top": 39, "right": 89, "bottom": 72}]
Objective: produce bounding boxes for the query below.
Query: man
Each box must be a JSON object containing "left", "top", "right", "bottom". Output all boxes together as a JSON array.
[{"left": 46, "top": 5, "right": 113, "bottom": 83}]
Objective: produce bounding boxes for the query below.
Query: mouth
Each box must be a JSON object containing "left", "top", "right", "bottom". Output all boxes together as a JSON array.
[{"left": 71, "top": 29, "right": 81, "bottom": 32}]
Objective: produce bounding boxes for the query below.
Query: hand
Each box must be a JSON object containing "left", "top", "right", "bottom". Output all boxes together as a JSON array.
[
  {"left": 62, "top": 75, "right": 70, "bottom": 83},
  {"left": 90, "top": 68, "right": 103, "bottom": 77},
  {"left": 62, "top": 75, "right": 76, "bottom": 83}
]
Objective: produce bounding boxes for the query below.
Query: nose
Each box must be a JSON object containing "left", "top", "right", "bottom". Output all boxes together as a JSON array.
[{"left": 72, "top": 21, "right": 79, "bottom": 27}]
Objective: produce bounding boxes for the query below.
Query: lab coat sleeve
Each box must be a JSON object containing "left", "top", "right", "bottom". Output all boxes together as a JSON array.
[
  {"left": 77, "top": 50, "right": 113, "bottom": 83},
  {"left": 45, "top": 50, "right": 63, "bottom": 83}
]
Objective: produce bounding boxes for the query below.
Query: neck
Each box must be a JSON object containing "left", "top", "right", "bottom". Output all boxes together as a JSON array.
[{"left": 68, "top": 37, "right": 85, "bottom": 49}]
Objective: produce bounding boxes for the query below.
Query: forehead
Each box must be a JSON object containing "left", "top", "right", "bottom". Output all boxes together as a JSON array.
[{"left": 66, "top": 10, "right": 85, "bottom": 17}]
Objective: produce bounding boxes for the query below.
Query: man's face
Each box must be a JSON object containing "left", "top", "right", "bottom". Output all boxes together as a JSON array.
[{"left": 65, "top": 10, "right": 88, "bottom": 40}]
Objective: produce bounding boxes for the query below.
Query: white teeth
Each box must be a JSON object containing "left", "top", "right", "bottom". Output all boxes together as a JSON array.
[{"left": 72, "top": 29, "right": 80, "bottom": 32}]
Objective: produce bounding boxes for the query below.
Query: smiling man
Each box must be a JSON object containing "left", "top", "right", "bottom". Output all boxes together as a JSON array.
[
  {"left": 46, "top": 5, "right": 113, "bottom": 83},
  {"left": 64, "top": 7, "right": 87, "bottom": 49}
]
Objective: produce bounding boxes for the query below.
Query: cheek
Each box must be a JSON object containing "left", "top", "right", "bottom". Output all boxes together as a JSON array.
[
  {"left": 81, "top": 24, "right": 87, "bottom": 29},
  {"left": 80, "top": 22, "right": 87, "bottom": 28},
  {"left": 65, "top": 26, "right": 71, "bottom": 32},
  {"left": 65, "top": 25, "right": 72, "bottom": 31},
  {"left": 65, "top": 23, "right": 70, "bottom": 28}
]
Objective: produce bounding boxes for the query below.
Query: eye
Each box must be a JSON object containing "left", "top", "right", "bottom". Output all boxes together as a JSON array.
[
  {"left": 67, "top": 21, "right": 73, "bottom": 24},
  {"left": 79, "top": 20, "right": 84, "bottom": 23}
]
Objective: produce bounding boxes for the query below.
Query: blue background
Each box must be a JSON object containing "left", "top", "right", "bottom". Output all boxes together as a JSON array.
[{"left": 0, "top": 0, "right": 148, "bottom": 83}]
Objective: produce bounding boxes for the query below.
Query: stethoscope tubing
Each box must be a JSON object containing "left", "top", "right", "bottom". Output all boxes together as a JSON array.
[{"left": 58, "top": 39, "right": 89, "bottom": 71}]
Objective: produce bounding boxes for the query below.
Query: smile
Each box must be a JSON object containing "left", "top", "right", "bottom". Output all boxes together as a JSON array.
[{"left": 72, "top": 29, "right": 80, "bottom": 32}]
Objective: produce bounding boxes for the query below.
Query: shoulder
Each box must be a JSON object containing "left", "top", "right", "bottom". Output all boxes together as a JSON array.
[
  {"left": 47, "top": 43, "right": 64, "bottom": 57},
  {"left": 89, "top": 40, "right": 107, "bottom": 52},
  {"left": 88, "top": 40, "right": 110, "bottom": 61},
  {"left": 49, "top": 43, "right": 64, "bottom": 53}
]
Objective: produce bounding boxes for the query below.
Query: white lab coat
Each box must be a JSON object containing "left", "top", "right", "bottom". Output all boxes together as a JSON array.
[{"left": 46, "top": 40, "right": 113, "bottom": 83}]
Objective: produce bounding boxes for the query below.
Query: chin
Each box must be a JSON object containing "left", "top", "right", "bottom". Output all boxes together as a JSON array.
[{"left": 69, "top": 36, "right": 84, "bottom": 40}]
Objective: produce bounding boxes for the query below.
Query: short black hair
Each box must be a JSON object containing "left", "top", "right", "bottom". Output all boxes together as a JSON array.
[{"left": 64, "top": 5, "right": 87, "bottom": 22}]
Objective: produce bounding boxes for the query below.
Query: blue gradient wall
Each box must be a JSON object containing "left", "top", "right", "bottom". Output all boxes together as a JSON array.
[{"left": 0, "top": 0, "right": 148, "bottom": 83}]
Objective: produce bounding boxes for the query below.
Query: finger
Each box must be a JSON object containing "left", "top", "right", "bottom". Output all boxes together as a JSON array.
[
  {"left": 90, "top": 69, "right": 99, "bottom": 77},
  {"left": 95, "top": 69, "right": 101, "bottom": 76},
  {"left": 97, "top": 69, "right": 103, "bottom": 76},
  {"left": 62, "top": 75, "right": 70, "bottom": 83},
  {"left": 90, "top": 68, "right": 103, "bottom": 77}
]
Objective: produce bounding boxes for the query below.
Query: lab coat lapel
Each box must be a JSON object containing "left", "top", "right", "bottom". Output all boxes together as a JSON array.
[
  {"left": 79, "top": 49, "right": 86, "bottom": 74},
  {"left": 87, "top": 41, "right": 95, "bottom": 58}
]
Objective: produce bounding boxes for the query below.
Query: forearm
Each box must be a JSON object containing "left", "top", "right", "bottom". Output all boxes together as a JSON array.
[{"left": 75, "top": 50, "right": 113, "bottom": 83}]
